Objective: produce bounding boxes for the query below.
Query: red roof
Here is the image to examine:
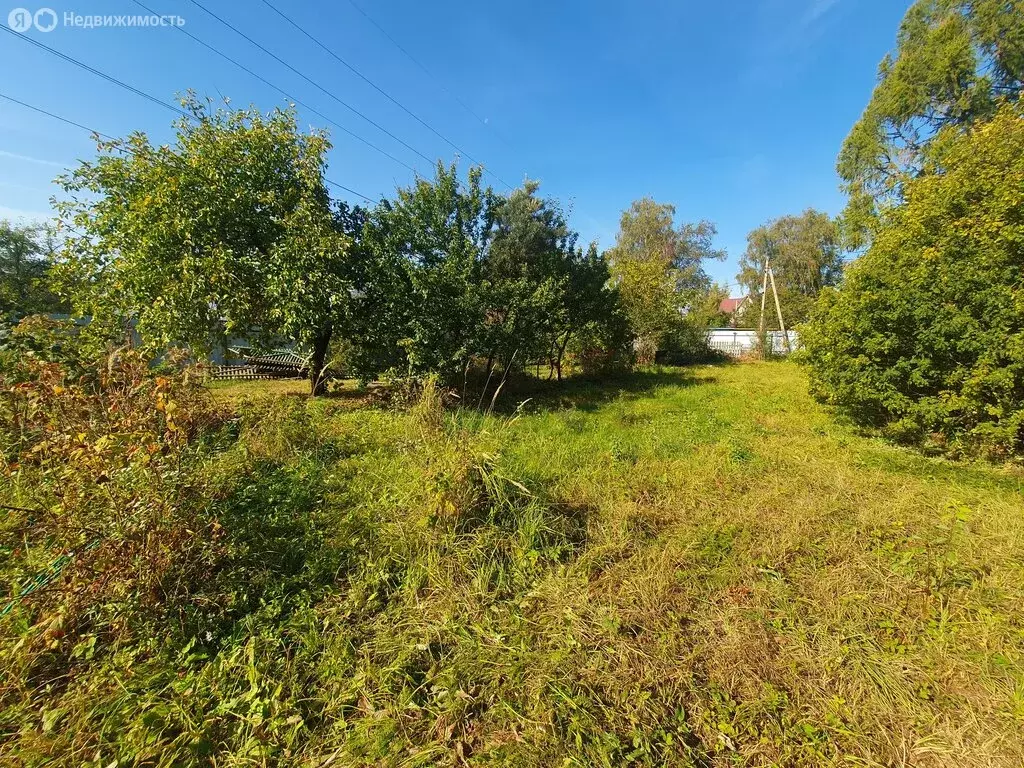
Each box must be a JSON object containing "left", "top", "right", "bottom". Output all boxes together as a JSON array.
[{"left": 719, "top": 296, "right": 747, "bottom": 314}]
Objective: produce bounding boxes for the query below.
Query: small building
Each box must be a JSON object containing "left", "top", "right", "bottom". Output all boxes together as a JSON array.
[{"left": 718, "top": 296, "right": 750, "bottom": 327}]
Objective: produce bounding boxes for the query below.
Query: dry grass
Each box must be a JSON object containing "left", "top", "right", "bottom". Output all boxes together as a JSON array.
[
  {"left": 476, "top": 361, "right": 1024, "bottom": 766},
  {"left": 208, "top": 376, "right": 372, "bottom": 405},
  {"left": 4, "top": 361, "right": 1023, "bottom": 766}
]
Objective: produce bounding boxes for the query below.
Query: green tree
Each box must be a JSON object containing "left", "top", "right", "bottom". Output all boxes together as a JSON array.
[
  {"left": 557, "top": 244, "right": 630, "bottom": 378},
  {"left": 53, "top": 96, "right": 350, "bottom": 394},
  {"left": 482, "top": 183, "right": 624, "bottom": 380},
  {"left": 355, "top": 163, "right": 498, "bottom": 382},
  {"left": 738, "top": 209, "right": 844, "bottom": 329},
  {"left": 606, "top": 198, "right": 724, "bottom": 363},
  {"left": 353, "top": 168, "right": 626, "bottom": 384},
  {"left": 838, "top": 0, "right": 1024, "bottom": 245},
  {"left": 804, "top": 104, "right": 1024, "bottom": 457},
  {"left": 0, "top": 220, "right": 66, "bottom": 317},
  {"left": 481, "top": 182, "right": 572, "bottom": 377}
]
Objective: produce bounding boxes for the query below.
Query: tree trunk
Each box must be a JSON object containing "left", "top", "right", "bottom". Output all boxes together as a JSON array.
[
  {"left": 555, "top": 332, "right": 571, "bottom": 382},
  {"left": 309, "top": 324, "right": 332, "bottom": 396}
]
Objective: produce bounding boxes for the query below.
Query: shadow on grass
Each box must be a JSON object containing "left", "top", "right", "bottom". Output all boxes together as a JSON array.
[
  {"left": 854, "top": 439, "right": 1024, "bottom": 495},
  {"left": 174, "top": 460, "right": 347, "bottom": 648},
  {"left": 480, "top": 364, "right": 726, "bottom": 415}
]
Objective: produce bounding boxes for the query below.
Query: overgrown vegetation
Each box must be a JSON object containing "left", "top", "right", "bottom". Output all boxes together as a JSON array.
[
  {"left": 4, "top": 0, "right": 1024, "bottom": 763},
  {"left": 836, "top": 0, "right": 1023, "bottom": 246},
  {"left": 53, "top": 96, "right": 349, "bottom": 395},
  {"left": 52, "top": 103, "right": 716, "bottom": 394},
  {"left": 804, "top": 105, "right": 1024, "bottom": 458},
  {"left": 798, "top": 0, "right": 1024, "bottom": 459},
  {"left": 349, "top": 168, "right": 630, "bottom": 383},
  {"left": 3, "top": 343, "right": 1023, "bottom": 765}
]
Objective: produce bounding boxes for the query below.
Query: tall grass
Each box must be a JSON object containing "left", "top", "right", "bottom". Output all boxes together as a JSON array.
[{"left": 2, "top": 358, "right": 1023, "bottom": 765}]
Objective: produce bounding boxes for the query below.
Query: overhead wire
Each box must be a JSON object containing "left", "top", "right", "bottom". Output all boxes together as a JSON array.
[
  {"left": 4, "top": 4, "right": 517, "bottom": 195},
  {"left": 185, "top": 0, "right": 437, "bottom": 169},
  {"left": 0, "top": 25, "right": 189, "bottom": 119},
  {"left": 129, "top": 0, "right": 417, "bottom": 176},
  {"left": 343, "top": 0, "right": 514, "bottom": 150},
  {"left": 184, "top": 0, "right": 513, "bottom": 189},
  {"left": 0, "top": 90, "right": 376, "bottom": 203},
  {"left": 258, "top": 0, "right": 511, "bottom": 188},
  {"left": 0, "top": 91, "right": 117, "bottom": 142}
]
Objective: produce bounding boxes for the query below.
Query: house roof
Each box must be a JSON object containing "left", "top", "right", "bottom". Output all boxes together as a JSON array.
[{"left": 719, "top": 296, "right": 748, "bottom": 314}]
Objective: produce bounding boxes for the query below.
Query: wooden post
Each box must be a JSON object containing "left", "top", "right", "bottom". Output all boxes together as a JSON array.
[
  {"left": 758, "top": 257, "right": 770, "bottom": 334},
  {"left": 757, "top": 257, "right": 770, "bottom": 359},
  {"left": 767, "top": 266, "right": 791, "bottom": 354}
]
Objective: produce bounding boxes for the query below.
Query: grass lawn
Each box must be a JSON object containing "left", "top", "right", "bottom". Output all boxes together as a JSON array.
[
  {"left": 243, "top": 361, "right": 1024, "bottom": 764},
  {"left": 5, "top": 361, "right": 1024, "bottom": 766},
  {"left": 207, "top": 377, "right": 370, "bottom": 403},
  {"left": 467, "top": 361, "right": 1024, "bottom": 765},
  {"left": 207, "top": 377, "right": 313, "bottom": 400}
]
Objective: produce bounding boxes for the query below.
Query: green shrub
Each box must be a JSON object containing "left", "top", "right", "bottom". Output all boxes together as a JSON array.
[
  {"left": 0, "top": 323, "right": 343, "bottom": 764},
  {"left": 802, "top": 105, "right": 1024, "bottom": 458},
  {"left": 0, "top": 326, "right": 590, "bottom": 765}
]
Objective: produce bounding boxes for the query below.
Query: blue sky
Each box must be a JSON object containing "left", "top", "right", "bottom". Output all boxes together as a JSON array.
[{"left": 1, "top": 0, "right": 911, "bottom": 289}]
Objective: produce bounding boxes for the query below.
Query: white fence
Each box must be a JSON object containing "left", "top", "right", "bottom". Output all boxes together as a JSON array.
[{"left": 707, "top": 329, "right": 799, "bottom": 357}]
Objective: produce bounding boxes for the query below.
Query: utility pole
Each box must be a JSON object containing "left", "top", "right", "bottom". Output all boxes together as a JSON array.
[
  {"left": 757, "top": 245, "right": 791, "bottom": 356},
  {"left": 758, "top": 257, "right": 770, "bottom": 335},
  {"left": 767, "top": 264, "right": 791, "bottom": 353}
]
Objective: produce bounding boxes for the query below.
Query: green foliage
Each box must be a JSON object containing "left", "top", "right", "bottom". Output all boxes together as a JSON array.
[
  {"left": 0, "top": 220, "right": 66, "bottom": 319},
  {"left": 47, "top": 103, "right": 628, "bottom": 394},
  {"left": 804, "top": 105, "right": 1024, "bottom": 457},
  {"left": 351, "top": 163, "right": 498, "bottom": 380},
  {"left": 606, "top": 198, "right": 724, "bottom": 363},
  {"left": 485, "top": 186, "right": 630, "bottom": 380},
  {"left": 52, "top": 95, "right": 350, "bottom": 394},
  {"left": 0, "top": 327, "right": 345, "bottom": 764},
  {"left": 565, "top": 247, "right": 633, "bottom": 376},
  {"left": 6, "top": 361, "right": 1024, "bottom": 765},
  {"left": 738, "top": 209, "right": 844, "bottom": 329},
  {"left": 837, "top": 0, "right": 1024, "bottom": 244},
  {"left": 352, "top": 165, "right": 627, "bottom": 383},
  {"left": 0, "top": 315, "right": 84, "bottom": 376}
]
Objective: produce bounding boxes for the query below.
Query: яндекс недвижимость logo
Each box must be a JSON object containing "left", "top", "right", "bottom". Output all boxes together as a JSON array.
[
  {"left": 7, "top": 7, "right": 183, "bottom": 30},
  {"left": 7, "top": 7, "right": 57, "bottom": 32}
]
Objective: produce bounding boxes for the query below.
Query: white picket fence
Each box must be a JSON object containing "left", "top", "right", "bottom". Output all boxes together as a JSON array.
[{"left": 707, "top": 329, "right": 799, "bottom": 357}]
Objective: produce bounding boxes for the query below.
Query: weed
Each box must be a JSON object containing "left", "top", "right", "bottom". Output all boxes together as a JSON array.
[{"left": 3, "top": 361, "right": 1023, "bottom": 765}]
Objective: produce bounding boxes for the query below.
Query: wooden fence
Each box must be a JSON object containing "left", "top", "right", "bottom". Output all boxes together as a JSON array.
[
  {"left": 209, "top": 365, "right": 273, "bottom": 381},
  {"left": 209, "top": 349, "right": 310, "bottom": 381}
]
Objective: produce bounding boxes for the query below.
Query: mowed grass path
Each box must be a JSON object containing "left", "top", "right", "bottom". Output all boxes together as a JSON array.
[{"left": 428, "top": 361, "right": 1024, "bottom": 765}]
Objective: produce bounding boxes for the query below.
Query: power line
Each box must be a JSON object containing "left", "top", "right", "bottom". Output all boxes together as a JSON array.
[
  {"left": 185, "top": 0, "right": 514, "bottom": 191},
  {"left": 185, "top": 0, "right": 440, "bottom": 170},
  {"left": 2, "top": 29, "right": 376, "bottom": 202},
  {"left": 130, "top": 0, "right": 418, "bottom": 176},
  {"left": 0, "top": 92, "right": 116, "bottom": 142},
  {"left": 0, "top": 90, "right": 376, "bottom": 204},
  {"left": 344, "top": 0, "right": 498, "bottom": 139},
  {"left": 324, "top": 179, "right": 375, "bottom": 204},
  {"left": 258, "top": 0, "right": 511, "bottom": 189},
  {"left": 6, "top": 3, "right": 512, "bottom": 198},
  {"left": 0, "top": 25, "right": 190, "bottom": 119}
]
